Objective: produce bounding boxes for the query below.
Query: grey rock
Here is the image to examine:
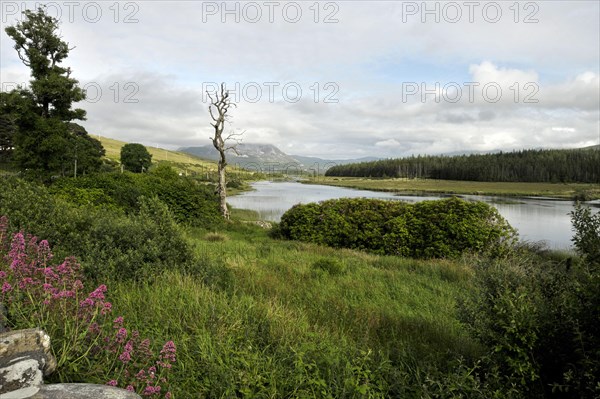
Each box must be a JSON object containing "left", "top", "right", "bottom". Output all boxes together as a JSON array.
[
  {"left": 0, "top": 329, "right": 56, "bottom": 396},
  {"left": 30, "top": 384, "right": 142, "bottom": 399}
]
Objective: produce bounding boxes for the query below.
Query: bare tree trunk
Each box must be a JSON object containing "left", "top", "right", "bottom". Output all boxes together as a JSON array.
[
  {"left": 217, "top": 148, "right": 229, "bottom": 219},
  {"left": 207, "top": 83, "right": 241, "bottom": 220}
]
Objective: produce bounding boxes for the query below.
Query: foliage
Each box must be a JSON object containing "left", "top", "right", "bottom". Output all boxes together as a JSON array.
[
  {"left": 0, "top": 217, "right": 175, "bottom": 397},
  {"left": 121, "top": 143, "right": 153, "bottom": 173},
  {"left": 49, "top": 168, "right": 222, "bottom": 227},
  {"left": 2, "top": 7, "right": 103, "bottom": 177},
  {"left": 326, "top": 148, "right": 600, "bottom": 183},
  {"left": 0, "top": 177, "right": 194, "bottom": 282},
  {"left": 276, "top": 197, "right": 516, "bottom": 258},
  {"left": 459, "top": 208, "right": 600, "bottom": 398},
  {"left": 571, "top": 203, "right": 600, "bottom": 265}
]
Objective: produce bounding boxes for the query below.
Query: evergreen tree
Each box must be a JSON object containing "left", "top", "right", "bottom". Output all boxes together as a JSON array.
[{"left": 2, "top": 6, "right": 102, "bottom": 177}]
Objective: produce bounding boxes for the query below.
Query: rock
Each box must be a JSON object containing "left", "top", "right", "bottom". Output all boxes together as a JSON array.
[
  {"left": 0, "top": 329, "right": 56, "bottom": 397},
  {"left": 0, "top": 329, "right": 141, "bottom": 399},
  {"left": 30, "top": 384, "right": 142, "bottom": 398}
]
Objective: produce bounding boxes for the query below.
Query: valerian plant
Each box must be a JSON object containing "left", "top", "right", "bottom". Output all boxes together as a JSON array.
[{"left": 0, "top": 215, "right": 175, "bottom": 398}]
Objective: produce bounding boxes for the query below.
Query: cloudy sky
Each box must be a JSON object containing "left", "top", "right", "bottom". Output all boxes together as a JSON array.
[{"left": 1, "top": 1, "right": 599, "bottom": 159}]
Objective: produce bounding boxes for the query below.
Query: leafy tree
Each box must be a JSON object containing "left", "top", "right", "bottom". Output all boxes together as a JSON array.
[
  {"left": 120, "top": 143, "right": 152, "bottom": 173},
  {"left": 3, "top": 7, "right": 102, "bottom": 176}
]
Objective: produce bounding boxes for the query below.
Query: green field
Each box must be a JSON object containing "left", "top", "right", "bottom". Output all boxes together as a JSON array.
[
  {"left": 307, "top": 176, "right": 600, "bottom": 200},
  {"left": 108, "top": 218, "right": 481, "bottom": 397}
]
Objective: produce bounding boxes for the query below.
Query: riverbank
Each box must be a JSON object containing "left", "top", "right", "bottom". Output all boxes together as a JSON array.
[{"left": 304, "top": 177, "right": 600, "bottom": 200}]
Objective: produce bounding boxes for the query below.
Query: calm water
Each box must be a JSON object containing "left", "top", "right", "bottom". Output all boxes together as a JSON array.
[{"left": 228, "top": 181, "right": 599, "bottom": 250}]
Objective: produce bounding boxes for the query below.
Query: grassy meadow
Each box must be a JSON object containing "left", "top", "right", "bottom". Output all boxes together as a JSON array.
[
  {"left": 307, "top": 176, "right": 600, "bottom": 200},
  {"left": 106, "top": 214, "right": 482, "bottom": 397},
  {"left": 97, "top": 136, "right": 255, "bottom": 179}
]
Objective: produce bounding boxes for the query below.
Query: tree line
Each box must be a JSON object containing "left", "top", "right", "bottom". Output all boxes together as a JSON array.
[{"left": 325, "top": 148, "right": 600, "bottom": 183}]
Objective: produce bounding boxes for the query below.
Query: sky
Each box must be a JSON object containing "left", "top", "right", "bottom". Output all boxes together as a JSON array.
[{"left": 1, "top": 0, "right": 599, "bottom": 159}]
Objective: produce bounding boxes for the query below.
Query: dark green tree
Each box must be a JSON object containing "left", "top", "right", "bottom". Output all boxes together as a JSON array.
[
  {"left": 2, "top": 6, "right": 102, "bottom": 176},
  {"left": 120, "top": 143, "right": 152, "bottom": 173}
]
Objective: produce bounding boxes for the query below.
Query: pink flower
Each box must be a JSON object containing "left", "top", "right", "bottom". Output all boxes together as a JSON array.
[
  {"left": 89, "top": 284, "right": 107, "bottom": 300},
  {"left": 101, "top": 302, "right": 112, "bottom": 315},
  {"left": 2, "top": 282, "right": 12, "bottom": 294},
  {"left": 116, "top": 327, "right": 128, "bottom": 343},
  {"left": 106, "top": 380, "right": 118, "bottom": 386},
  {"left": 113, "top": 316, "right": 124, "bottom": 327},
  {"left": 143, "top": 385, "right": 161, "bottom": 396},
  {"left": 119, "top": 350, "right": 131, "bottom": 363},
  {"left": 165, "top": 392, "right": 172, "bottom": 399},
  {"left": 0, "top": 271, "right": 6, "bottom": 279},
  {"left": 126, "top": 385, "right": 134, "bottom": 392}
]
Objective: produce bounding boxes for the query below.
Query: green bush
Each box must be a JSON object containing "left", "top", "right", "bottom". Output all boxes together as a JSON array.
[
  {"left": 276, "top": 197, "right": 516, "bottom": 259},
  {"left": 0, "top": 176, "right": 194, "bottom": 282},
  {"left": 49, "top": 167, "right": 222, "bottom": 227},
  {"left": 459, "top": 208, "right": 600, "bottom": 398}
]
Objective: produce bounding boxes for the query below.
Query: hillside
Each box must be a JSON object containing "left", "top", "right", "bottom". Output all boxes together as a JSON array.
[{"left": 179, "top": 143, "right": 381, "bottom": 173}]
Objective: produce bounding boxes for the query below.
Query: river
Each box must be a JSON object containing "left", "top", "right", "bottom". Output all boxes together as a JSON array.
[{"left": 227, "top": 181, "right": 599, "bottom": 250}]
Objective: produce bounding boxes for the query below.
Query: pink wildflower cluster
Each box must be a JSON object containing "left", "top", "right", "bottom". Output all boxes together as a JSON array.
[
  {"left": 0, "top": 216, "right": 175, "bottom": 398},
  {"left": 103, "top": 316, "right": 175, "bottom": 398}
]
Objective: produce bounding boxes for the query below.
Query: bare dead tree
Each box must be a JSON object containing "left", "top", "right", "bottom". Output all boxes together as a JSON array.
[{"left": 207, "top": 83, "right": 242, "bottom": 219}]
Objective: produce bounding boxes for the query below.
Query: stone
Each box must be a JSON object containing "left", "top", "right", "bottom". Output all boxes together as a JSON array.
[
  {"left": 0, "top": 329, "right": 56, "bottom": 397},
  {"left": 30, "top": 384, "right": 142, "bottom": 398}
]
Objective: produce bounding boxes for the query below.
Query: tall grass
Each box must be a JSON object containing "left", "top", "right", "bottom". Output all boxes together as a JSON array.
[{"left": 107, "top": 223, "right": 483, "bottom": 397}]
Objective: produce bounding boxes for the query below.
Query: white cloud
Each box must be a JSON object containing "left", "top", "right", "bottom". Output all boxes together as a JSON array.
[{"left": 0, "top": 1, "right": 598, "bottom": 158}]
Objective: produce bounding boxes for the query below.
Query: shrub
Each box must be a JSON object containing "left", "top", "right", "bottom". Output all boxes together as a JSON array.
[
  {"left": 459, "top": 207, "right": 600, "bottom": 398},
  {"left": 277, "top": 197, "right": 516, "bottom": 259},
  {"left": 49, "top": 170, "right": 222, "bottom": 228},
  {"left": 0, "top": 177, "right": 195, "bottom": 282},
  {"left": 0, "top": 217, "right": 175, "bottom": 397}
]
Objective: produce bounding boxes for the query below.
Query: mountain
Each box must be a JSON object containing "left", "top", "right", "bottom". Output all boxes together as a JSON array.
[{"left": 178, "top": 143, "right": 381, "bottom": 173}]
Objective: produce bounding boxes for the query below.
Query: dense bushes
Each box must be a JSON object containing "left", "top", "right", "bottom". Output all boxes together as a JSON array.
[
  {"left": 49, "top": 165, "right": 222, "bottom": 227},
  {"left": 0, "top": 176, "right": 194, "bottom": 282},
  {"left": 459, "top": 207, "right": 600, "bottom": 398},
  {"left": 275, "top": 197, "right": 516, "bottom": 258}
]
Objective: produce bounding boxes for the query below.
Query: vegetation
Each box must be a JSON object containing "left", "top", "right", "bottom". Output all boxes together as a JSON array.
[
  {"left": 121, "top": 143, "right": 153, "bottom": 173},
  {"left": 308, "top": 177, "right": 600, "bottom": 200},
  {"left": 274, "top": 197, "right": 516, "bottom": 258},
  {"left": 2, "top": 7, "right": 104, "bottom": 178},
  {"left": 326, "top": 148, "right": 600, "bottom": 184}
]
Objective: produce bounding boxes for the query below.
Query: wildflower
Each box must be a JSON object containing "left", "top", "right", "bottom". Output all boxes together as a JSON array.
[
  {"left": 113, "top": 316, "right": 124, "bottom": 327},
  {"left": 106, "top": 380, "right": 118, "bottom": 386},
  {"left": 2, "top": 282, "right": 12, "bottom": 294},
  {"left": 88, "top": 322, "right": 101, "bottom": 335},
  {"left": 119, "top": 350, "right": 132, "bottom": 363},
  {"left": 79, "top": 297, "right": 94, "bottom": 308},
  {"left": 126, "top": 385, "right": 134, "bottom": 392},
  {"left": 101, "top": 302, "right": 112, "bottom": 315},
  {"left": 116, "top": 327, "right": 128, "bottom": 344},
  {"left": 165, "top": 392, "right": 172, "bottom": 399},
  {"left": 143, "top": 385, "right": 161, "bottom": 396},
  {"left": 89, "top": 284, "right": 107, "bottom": 300},
  {"left": 158, "top": 341, "right": 176, "bottom": 368},
  {"left": 0, "top": 271, "right": 6, "bottom": 279}
]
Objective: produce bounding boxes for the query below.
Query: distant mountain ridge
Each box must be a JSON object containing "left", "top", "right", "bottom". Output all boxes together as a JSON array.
[{"left": 178, "top": 143, "right": 381, "bottom": 173}]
